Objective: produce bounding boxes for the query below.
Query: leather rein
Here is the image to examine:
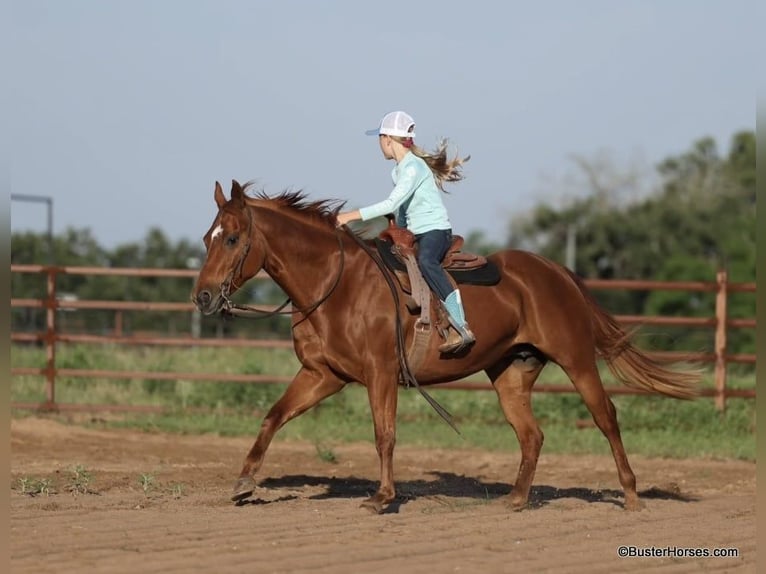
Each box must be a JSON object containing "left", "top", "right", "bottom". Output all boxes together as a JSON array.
[{"left": 219, "top": 208, "right": 344, "bottom": 324}]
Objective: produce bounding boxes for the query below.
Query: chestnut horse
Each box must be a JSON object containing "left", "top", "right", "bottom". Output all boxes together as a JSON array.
[{"left": 191, "top": 180, "right": 698, "bottom": 514}]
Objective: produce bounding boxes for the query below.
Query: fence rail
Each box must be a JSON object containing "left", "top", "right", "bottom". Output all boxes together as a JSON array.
[{"left": 10, "top": 264, "right": 756, "bottom": 413}]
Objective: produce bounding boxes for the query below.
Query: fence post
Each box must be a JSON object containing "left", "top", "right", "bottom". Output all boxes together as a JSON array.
[
  {"left": 714, "top": 269, "right": 728, "bottom": 412},
  {"left": 114, "top": 310, "right": 123, "bottom": 337},
  {"left": 41, "top": 266, "right": 59, "bottom": 412}
]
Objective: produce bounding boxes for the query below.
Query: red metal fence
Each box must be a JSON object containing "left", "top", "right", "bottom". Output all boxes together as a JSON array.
[{"left": 10, "top": 265, "right": 756, "bottom": 413}]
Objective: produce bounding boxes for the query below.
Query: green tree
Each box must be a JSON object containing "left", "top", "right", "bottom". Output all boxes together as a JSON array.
[{"left": 503, "top": 131, "right": 755, "bottom": 354}]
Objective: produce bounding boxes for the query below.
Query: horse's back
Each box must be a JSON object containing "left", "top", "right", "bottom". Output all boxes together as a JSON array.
[
  {"left": 488, "top": 249, "right": 582, "bottom": 298},
  {"left": 479, "top": 249, "right": 595, "bottom": 347}
]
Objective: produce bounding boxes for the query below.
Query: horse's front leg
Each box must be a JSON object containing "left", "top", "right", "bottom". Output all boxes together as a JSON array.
[
  {"left": 232, "top": 366, "right": 344, "bottom": 502},
  {"left": 360, "top": 376, "right": 399, "bottom": 514}
]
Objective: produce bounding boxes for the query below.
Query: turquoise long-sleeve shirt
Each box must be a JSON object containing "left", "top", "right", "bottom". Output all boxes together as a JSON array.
[{"left": 358, "top": 152, "right": 451, "bottom": 234}]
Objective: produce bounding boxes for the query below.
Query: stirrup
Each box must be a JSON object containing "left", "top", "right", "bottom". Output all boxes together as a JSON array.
[{"left": 438, "top": 323, "right": 476, "bottom": 354}]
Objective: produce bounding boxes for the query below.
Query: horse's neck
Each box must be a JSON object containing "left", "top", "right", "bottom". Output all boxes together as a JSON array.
[{"left": 253, "top": 207, "right": 344, "bottom": 305}]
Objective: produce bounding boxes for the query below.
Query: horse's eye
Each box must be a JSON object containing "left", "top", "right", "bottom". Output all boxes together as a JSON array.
[{"left": 226, "top": 235, "right": 238, "bottom": 246}]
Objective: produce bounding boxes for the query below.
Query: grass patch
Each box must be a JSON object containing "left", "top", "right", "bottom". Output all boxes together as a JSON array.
[
  {"left": 14, "top": 464, "right": 100, "bottom": 497},
  {"left": 11, "top": 344, "right": 756, "bottom": 460},
  {"left": 66, "top": 464, "right": 96, "bottom": 495},
  {"left": 17, "top": 477, "right": 55, "bottom": 497},
  {"left": 314, "top": 443, "right": 338, "bottom": 464},
  {"left": 138, "top": 473, "right": 155, "bottom": 496}
]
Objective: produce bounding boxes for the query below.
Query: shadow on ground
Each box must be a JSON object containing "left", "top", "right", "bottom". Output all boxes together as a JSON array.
[{"left": 236, "top": 472, "right": 697, "bottom": 512}]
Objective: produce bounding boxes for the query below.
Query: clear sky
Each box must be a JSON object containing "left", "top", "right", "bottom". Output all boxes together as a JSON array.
[{"left": 9, "top": 0, "right": 755, "bottom": 249}]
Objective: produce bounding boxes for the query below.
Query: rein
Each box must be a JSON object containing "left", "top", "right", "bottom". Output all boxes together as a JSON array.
[
  {"left": 220, "top": 211, "right": 345, "bottom": 324},
  {"left": 344, "top": 228, "right": 459, "bottom": 434}
]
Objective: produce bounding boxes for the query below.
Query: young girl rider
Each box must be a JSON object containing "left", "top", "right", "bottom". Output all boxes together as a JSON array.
[{"left": 335, "top": 110, "right": 474, "bottom": 353}]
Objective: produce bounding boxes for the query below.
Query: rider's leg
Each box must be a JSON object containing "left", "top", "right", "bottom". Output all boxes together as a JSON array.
[
  {"left": 415, "top": 229, "right": 453, "bottom": 299},
  {"left": 415, "top": 230, "right": 475, "bottom": 352}
]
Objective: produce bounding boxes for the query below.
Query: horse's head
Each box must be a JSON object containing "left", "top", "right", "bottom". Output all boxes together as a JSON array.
[{"left": 191, "top": 180, "right": 267, "bottom": 315}]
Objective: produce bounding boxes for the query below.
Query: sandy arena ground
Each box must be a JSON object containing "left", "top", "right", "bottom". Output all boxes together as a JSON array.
[{"left": 10, "top": 417, "right": 756, "bottom": 573}]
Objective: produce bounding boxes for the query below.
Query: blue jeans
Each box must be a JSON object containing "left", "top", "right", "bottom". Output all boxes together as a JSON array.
[{"left": 415, "top": 229, "right": 454, "bottom": 301}]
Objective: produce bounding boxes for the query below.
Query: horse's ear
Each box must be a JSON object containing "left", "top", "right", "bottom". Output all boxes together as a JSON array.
[
  {"left": 214, "top": 181, "right": 226, "bottom": 208},
  {"left": 231, "top": 179, "right": 245, "bottom": 205}
]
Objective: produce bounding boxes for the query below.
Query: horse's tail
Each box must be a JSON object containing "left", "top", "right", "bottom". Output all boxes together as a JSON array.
[{"left": 565, "top": 269, "right": 701, "bottom": 399}]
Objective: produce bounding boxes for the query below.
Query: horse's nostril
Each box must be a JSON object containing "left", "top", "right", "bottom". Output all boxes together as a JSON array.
[{"left": 198, "top": 290, "right": 211, "bottom": 307}]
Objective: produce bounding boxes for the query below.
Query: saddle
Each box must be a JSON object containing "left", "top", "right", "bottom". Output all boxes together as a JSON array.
[{"left": 376, "top": 220, "right": 501, "bottom": 295}]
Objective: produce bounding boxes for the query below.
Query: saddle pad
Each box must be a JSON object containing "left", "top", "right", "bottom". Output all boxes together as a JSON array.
[{"left": 374, "top": 238, "right": 501, "bottom": 286}]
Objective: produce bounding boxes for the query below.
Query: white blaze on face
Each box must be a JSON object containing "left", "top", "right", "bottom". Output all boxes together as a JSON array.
[{"left": 211, "top": 224, "right": 224, "bottom": 241}]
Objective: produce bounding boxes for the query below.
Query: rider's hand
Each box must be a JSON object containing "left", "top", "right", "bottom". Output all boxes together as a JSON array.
[{"left": 335, "top": 211, "right": 359, "bottom": 228}]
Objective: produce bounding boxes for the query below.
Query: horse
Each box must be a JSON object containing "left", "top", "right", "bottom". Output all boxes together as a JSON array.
[{"left": 191, "top": 180, "right": 699, "bottom": 514}]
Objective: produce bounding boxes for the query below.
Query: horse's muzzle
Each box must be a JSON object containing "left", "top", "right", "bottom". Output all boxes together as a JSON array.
[{"left": 192, "top": 289, "right": 223, "bottom": 315}]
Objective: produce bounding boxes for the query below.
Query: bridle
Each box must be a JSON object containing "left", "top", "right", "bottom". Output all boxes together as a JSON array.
[{"left": 218, "top": 206, "right": 345, "bottom": 324}]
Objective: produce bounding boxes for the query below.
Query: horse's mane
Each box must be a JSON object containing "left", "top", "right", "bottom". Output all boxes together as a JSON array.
[{"left": 241, "top": 182, "right": 345, "bottom": 228}]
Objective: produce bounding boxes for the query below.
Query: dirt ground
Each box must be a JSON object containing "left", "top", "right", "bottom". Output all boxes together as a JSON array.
[{"left": 10, "top": 416, "right": 756, "bottom": 573}]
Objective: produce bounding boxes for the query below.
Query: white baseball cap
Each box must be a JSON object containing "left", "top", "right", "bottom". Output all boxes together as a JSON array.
[{"left": 365, "top": 110, "right": 416, "bottom": 138}]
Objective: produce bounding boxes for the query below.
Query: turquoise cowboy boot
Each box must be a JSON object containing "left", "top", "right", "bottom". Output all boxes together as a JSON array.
[{"left": 439, "top": 290, "right": 475, "bottom": 353}]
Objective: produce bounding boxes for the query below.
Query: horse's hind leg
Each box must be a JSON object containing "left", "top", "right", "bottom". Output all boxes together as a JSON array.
[
  {"left": 232, "top": 366, "right": 344, "bottom": 502},
  {"left": 562, "top": 360, "right": 642, "bottom": 511},
  {"left": 487, "top": 356, "right": 545, "bottom": 510}
]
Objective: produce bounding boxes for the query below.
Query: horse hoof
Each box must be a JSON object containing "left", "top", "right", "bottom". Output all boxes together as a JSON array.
[
  {"left": 624, "top": 497, "right": 645, "bottom": 511},
  {"left": 360, "top": 498, "right": 384, "bottom": 514},
  {"left": 231, "top": 476, "right": 257, "bottom": 503},
  {"left": 509, "top": 498, "right": 529, "bottom": 512}
]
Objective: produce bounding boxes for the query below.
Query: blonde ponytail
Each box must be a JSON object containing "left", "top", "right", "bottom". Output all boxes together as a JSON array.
[{"left": 392, "top": 136, "right": 470, "bottom": 192}]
